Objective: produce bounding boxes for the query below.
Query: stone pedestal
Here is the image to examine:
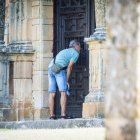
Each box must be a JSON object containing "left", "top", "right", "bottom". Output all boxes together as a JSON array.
[
  {"left": 82, "top": 0, "right": 106, "bottom": 118},
  {"left": 83, "top": 28, "right": 106, "bottom": 118}
]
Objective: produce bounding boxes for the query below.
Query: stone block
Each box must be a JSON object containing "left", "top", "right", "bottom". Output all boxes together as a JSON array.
[
  {"left": 32, "top": 74, "right": 48, "bottom": 91},
  {"left": 33, "top": 57, "right": 52, "bottom": 71},
  {"left": 32, "top": 91, "right": 43, "bottom": 108},
  {"left": 11, "top": 101, "right": 33, "bottom": 120},
  {"left": 82, "top": 102, "right": 97, "bottom": 118},
  {"left": 32, "top": 1, "right": 40, "bottom": 7},
  {"left": 97, "top": 102, "right": 105, "bottom": 118},
  {"left": 18, "top": 108, "right": 25, "bottom": 121},
  {"left": 18, "top": 107, "right": 33, "bottom": 121},
  {"left": 24, "top": 101, "right": 32, "bottom": 109},
  {"left": 32, "top": 6, "right": 40, "bottom": 18},
  {"left": 13, "top": 79, "right": 32, "bottom": 100},
  {"left": 41, "top": 1, "right": 53, "bottom": 6},
  {"left": 13, "top": 62, "right": 32, "bottom": 79},
  {"left": 42, "top": 92, "right": 49, "bottom": 107},
  {"left": 32, "top": 25, "right": 40, "bottom": 41},
  {"left": 22, "top": 19, "right": 32, "bottom": 41},
  {"left": 41, "top": 6, "right": 53, "bottom": 19},
  {"left": 40, "top": 108, "right": 50, "bottom": 119},
  {"left": 32, "top": 91, "right": 49, "bottom": 108},
  {"left": 34, "top": 41, "right": 53, "bottom": 54},
  {"left": 82, "top": 102, "right": 105, "bottom": 118},
  {"left": 42, "top": 25, "right": 53, "bottom": 41},
  {"left": 3, "top": 109, "right": 17, "bottom": 121},
  {"left": 27, "top": 20, "right": 32, "bottom": 40},
  {"left": 32, "top": 40, "right": 40, "bottom": 49},
  {"left": 24, "top": 107, "right": 33, "bottom": 120},
  {"left": 33, "top": 108, "right": 50, "bottom": 120}
]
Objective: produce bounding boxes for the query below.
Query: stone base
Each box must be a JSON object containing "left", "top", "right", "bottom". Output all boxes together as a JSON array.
[
  {"left": 33, "top": 108, "right": 50, "bottom": 120},
  {"left": 82, "top": 102, "right": 104, "bottom": 118},
  {"left": 1, "top": 107, "right": 50, "bottom": 121},
  {"left": 0, "top": 118, "right": 104, "bottom": 129}
]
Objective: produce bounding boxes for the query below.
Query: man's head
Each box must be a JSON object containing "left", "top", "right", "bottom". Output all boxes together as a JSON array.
[{"left": 69, "top": 40, "right": 81, "bottom": 52}]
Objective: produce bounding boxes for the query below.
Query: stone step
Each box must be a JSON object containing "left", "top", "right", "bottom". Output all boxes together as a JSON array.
[{"left": 0, "top": 118, "right": 104, "bottom": 129}]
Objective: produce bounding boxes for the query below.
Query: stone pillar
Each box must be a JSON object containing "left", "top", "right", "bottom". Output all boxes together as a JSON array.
[
  {"left": 95, "top": 0, "right": 106, "bottom": 28},
  {"left": 0, "top": 0, "right": 9, "bottom": 121},
  {"left": 32, "top": 0, "right": 53, "bottom": 119},
  {"left": 82, "top": 0, "right": 106, "bottom": 118},
  {"left": 82, "top": 39, "right": 106, "bottom": 118},
  {"left": 105, "top": 0, "right": 138, "bottom": 140},
  {"left": 1, "top": 0, "right": 35, "bottom": 121}
]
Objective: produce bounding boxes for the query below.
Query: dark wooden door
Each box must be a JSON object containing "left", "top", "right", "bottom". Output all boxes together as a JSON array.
[{"left": 54, "top": 0, "right": 95, "bottom": 118}]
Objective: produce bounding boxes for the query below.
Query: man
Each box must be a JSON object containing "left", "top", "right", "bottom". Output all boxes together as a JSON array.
[{"left": 48, "top": 40, "right": 81, "bottom": 119}]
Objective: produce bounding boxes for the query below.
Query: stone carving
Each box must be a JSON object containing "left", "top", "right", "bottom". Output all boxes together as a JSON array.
[
  {"left": 3, "top": 41, "right": 34, "bottom": 53},
  {"left": 0, "top": 41, "right": 34, "bottom": 53},
  {"left": 85, "top": 27, "right": 106, "bottom": 42}
]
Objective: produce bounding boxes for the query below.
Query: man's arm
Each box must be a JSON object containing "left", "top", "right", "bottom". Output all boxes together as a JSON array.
[{"left": 67, "top": 61, "right": 75, "bottom": 83}]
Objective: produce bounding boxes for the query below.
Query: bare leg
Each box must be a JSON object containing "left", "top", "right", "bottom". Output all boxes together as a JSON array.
[
  {"left": 60, "top": 92, "right": 67, "bottom": 116},
  {"left": 49, "top": 92, "right": 56, "bottom": 116}
]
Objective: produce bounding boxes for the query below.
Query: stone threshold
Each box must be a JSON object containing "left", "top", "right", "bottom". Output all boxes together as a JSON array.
[{"left": 0, "top": 118, "right": 104, "bottom": 129}]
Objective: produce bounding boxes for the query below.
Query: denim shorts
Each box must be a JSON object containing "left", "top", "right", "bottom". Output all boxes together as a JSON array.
[{"left": 48, "top": 68, "right": 67, "bottom": 92}]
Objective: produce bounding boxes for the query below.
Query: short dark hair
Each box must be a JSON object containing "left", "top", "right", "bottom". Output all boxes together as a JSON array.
[{"left": 69, "top": 40, "right": 80, "bottom": 48}]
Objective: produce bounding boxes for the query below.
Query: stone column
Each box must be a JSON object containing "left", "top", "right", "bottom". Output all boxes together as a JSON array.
[
  {"left": 3, "top": 0, "right": 35, "bottom": 121},
  {"left": 82, "top": 0, "right": 106, "bottom": 118},
  {"left": 105, "top": 0, "right": 138, "bottom": 140},
  {"left": 32, "top": 0, "right": 53, "bottom": 119},
  {"left": 95, "top": 0, "right": 106, "bottom": 28}
]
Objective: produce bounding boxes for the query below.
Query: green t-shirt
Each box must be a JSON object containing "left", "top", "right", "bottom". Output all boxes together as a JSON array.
[{"left": 48, "top": 48, "right": 79, "bottom": 68}]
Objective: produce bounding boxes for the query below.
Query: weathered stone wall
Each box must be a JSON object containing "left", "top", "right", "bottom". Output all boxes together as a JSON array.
[
  {"left": 105, "top": 0, "right": 138, "bottom": 139},
  {"left": 0, "top": 0, "right": 54, "bottom": 121}
]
